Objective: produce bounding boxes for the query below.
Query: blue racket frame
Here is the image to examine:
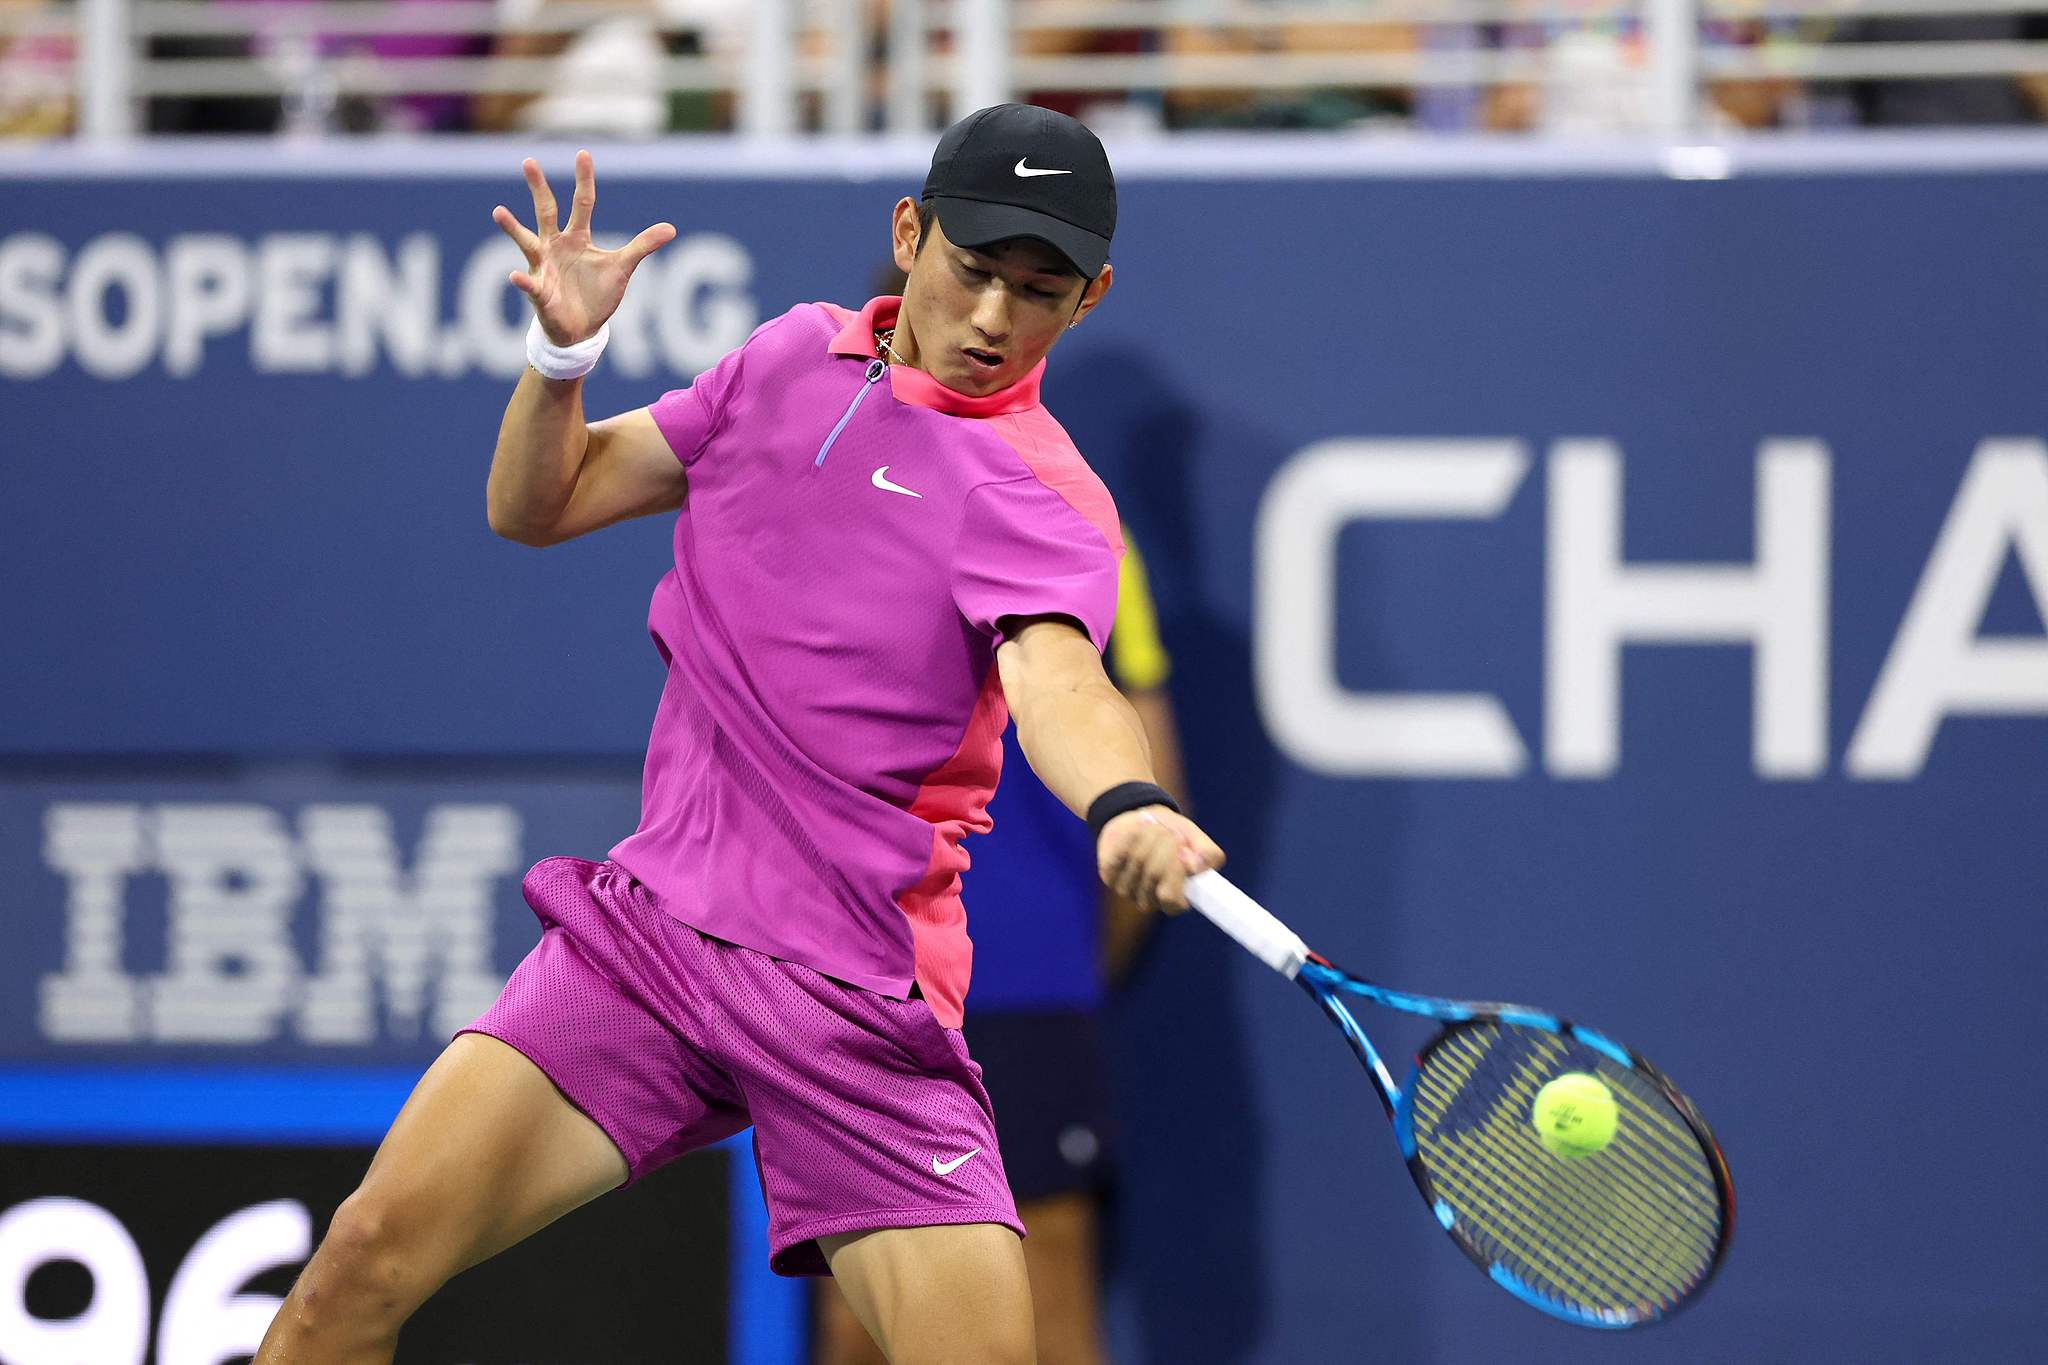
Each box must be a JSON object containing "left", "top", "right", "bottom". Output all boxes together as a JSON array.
[{"left": 1294, "top": 958, "right": 1736, "bottom": 1330}]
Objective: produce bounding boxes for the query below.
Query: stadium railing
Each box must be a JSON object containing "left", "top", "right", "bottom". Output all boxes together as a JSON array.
[{"left": 3, "top": 0, "right": 2047, "bottom": 142}]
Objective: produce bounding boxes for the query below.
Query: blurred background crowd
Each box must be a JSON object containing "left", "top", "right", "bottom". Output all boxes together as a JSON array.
[{"left": 4, "top": 0, "right": 2047, "bottom": 143}]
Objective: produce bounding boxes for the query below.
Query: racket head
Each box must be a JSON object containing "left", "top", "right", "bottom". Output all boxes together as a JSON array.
[{"left": 1392, "top": 1016, "right": 1734, "bottom": 1329}]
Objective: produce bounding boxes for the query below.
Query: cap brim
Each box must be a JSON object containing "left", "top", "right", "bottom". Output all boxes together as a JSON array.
[{"left": 928, "top": 197, "right": 1109, "bottom": 280}]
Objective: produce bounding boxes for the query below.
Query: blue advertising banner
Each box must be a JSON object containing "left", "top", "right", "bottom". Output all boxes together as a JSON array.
[
  {"left": 0, "top": 764, "right": 639, "bottom": 1064},
  {"left": 6, "top": 144, "right": 2048, "bottom": 1363}
]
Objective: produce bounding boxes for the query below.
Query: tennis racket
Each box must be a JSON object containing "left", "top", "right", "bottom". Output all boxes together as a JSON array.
[{"left": 1184, "top": 871, "right": 1732, "bottom": 1329}]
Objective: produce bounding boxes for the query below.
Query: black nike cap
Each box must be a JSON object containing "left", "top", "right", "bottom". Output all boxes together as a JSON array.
[{"left": 921, "top": 103, "right": 1116, "bottom": 280}]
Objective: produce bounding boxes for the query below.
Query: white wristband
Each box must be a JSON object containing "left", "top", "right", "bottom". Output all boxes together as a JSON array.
[{"left": 525, "top": 317, "right": 610, "bottom": 380}]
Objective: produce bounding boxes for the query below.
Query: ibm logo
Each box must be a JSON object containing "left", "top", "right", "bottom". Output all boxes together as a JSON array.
[{"left": 39, "top": 803, "right": 520, "bottom": 1046}]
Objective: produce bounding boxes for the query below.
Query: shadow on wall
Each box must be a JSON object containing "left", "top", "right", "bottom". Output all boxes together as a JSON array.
[
  {"left": 1055, "top": 341, "right": 1429, "bottom": 1363},
  {"left": 1052, "top": 342, "right": 1273, "bottom": 1364}
]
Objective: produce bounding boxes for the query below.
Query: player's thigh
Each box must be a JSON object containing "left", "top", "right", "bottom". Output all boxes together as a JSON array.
[
  {"left": 819, "top": 1222, "right": 1033, "bottom": 1365},
  {"left": 813, "top": 1279, "right": 890, "bottom": 1365},
  {"left": 1017, "top": 1192, "right": 1106, "bottom": 1365},
  {"left": 336, "top": 1031, "right": 628, "bottom": 1279}
]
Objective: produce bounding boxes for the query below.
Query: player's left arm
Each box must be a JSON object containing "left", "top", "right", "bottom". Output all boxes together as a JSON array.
[{"left": 997, "top": 616, "right": 1223, "bottom": 912}]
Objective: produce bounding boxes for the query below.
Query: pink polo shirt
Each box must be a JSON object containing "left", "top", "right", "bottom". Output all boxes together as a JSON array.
[{"left": 608, "top": 297, "right": 1122, "bottom": 1027}]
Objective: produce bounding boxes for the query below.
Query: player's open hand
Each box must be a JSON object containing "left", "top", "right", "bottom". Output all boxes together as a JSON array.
[
  {"left": 1098, "top": 808, "right": 1224, "bottom": 915},
  {"left": 491, "top": 149, "right": 676, "bottom": 347}
]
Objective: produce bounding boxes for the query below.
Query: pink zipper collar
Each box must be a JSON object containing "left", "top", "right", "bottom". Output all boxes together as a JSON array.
[{"left": 825, "top": 296, "right": 1044, "bottom": 417}]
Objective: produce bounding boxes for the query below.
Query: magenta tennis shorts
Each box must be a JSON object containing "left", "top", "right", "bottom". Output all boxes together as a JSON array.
[{"left": 461, "top": 856, "right": 1022, "bottom": 1276}]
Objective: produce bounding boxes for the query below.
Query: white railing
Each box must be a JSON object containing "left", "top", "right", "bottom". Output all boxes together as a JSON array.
[{"left": 5, "top": 0, "right": 2046, "bottom": 143}]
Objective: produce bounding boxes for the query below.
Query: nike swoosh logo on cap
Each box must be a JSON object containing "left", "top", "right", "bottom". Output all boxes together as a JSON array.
[{"left": 1013, "top": 159, "right": 1072, "bottom": 178}]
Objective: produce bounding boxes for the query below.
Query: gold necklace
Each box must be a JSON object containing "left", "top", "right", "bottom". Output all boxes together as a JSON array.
[{"left": 874, "top": 327, "right": 910, "bottom": 367}]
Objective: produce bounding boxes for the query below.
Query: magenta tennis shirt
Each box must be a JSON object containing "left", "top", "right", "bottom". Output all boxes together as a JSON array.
[{"left": 607, "top": 296, "right": 1122, "bottom": 1028}]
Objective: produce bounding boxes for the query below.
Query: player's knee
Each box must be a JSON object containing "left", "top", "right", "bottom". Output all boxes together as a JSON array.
[{"left": 302, "top": 1191, "right": 441, "bottom": 1325}]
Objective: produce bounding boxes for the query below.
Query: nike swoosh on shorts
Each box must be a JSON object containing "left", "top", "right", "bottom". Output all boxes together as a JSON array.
[{"left": 931, "top": 1148, "right": 981, "bottom": 1176}]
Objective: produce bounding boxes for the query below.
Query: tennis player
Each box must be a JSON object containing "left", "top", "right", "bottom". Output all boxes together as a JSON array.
[
  {"left": 255, "top": 103, "right": 1222, "bottom": 1365},
  {"left": 818, "top": 534, "right": 1186, "bottom": 1365}
]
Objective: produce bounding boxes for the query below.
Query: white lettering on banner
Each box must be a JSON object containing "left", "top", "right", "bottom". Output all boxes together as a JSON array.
[
  {"left": 336, "top": 233, "right": 438, "bottom": 379},
  {"left": 604, "top": 232, "right": 658, "bottom": 377},
  {"left": 0, "top": 230, "right": 758, "bottom": 379},
  {"left": 1547, "top": 439, "right": 1831, "bottom": 779},
  {"left": 0, "top": 1197, "right": 307, "bottom": 1365},
  {"left": 0, "top": 233, "right": 67, "bottom": 379},
  {"left": 163, "top": 234, "right": 254, "bottom": 378},
  {"left": 0, "top": 1198, "right": 150, "bottom": 1365},
  {"left": 36, "top": 802, "right": 521, "bottom": 1047},
  {"left": 298, "top": 804, "right": 519, "bottom": 1044},
  {"left": 157, "top": 1201, "right": 311, "bottom": 1365},
  {"left": 1256, "top": 439, "right": 1533, "bottom": 777},
  {"left": 67, "top": 234, "right": 161, "bottom": 381},
  {"left": 1258, "top": 438, "right": 2044, "bottom": 779},
  {"left": 455, "top": 235, "right": 529, "bottom": 379},
  {"left": 38, "top": 804, "right": 148, "bottom": 1042},
  {"left": 251, "top": 233, "right": 336, "bottom": 372},
  {"left": 655, "top": 232, "right": 757, "bottom": 376},
  {"left": 1847, "top": 440, "right": 2048, "bottom": 778},
  {"left": 149, "top": 804, "right": 304, "bottom": 1043}
]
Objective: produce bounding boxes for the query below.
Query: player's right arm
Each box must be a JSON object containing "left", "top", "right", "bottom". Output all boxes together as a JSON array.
[{"left": 485, "top": 151, "right": 680, "bottom": 547}]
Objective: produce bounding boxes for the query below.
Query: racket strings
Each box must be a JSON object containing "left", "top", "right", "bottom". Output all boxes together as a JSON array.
[
  {"left": 1417, "top": 1030, "right": 1719, "bottom": 1310},
  {"left": 1413, "top": 1061, "right": 1701, "bottom": 1305},
  {"left": 1426, "top": 1040, "right": 1715, "bottom": 1237},
  {"left": 1420, "top": 1038, "right": 1718, "bottom": 1304},
  {"left": 1408, "top": 1024, "right": 1723, "bottom": 1321}
]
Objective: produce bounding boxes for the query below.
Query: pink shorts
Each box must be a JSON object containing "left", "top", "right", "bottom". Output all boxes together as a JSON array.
[{"left": 462, "top": 856, "right": 1021, "bottom": 1276}]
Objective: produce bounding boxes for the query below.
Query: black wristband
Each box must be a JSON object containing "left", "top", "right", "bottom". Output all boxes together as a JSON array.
[{"left": 1086, "top": 782, "right": 1181, "bottom": 843}]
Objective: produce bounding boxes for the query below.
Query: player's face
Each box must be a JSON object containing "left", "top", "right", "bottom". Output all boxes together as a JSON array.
[{"left": 891, "top": 200, "right": 1112, "bottom": 397}]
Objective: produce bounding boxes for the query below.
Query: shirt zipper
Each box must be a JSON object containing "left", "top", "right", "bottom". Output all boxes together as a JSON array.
[{"left": 813, "top": 359, "right": 889, "bottom": 468}]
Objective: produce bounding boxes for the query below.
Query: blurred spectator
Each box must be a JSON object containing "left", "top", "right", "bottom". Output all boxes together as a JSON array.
[
  {"left": 235, "top": 0, "right": 485, "bottom": 132},
  {"left": 0, "top": 0, "right": 74, "bottom": 138},
  {"left": 1828, "top": 12, "right": 2048, "bottom": 125},
  {"left": 1453, "top": 3, "right": 1798, "bottom": 133},
  {"left": 147, "top": 0, "right": 487, "bottom": 134},
  {"left": 1016, "top": 1, "right": 1156, "bottom": 130},
  {"left": 1164, "top": 4, "right": 1419, "bottom": 130},
  {"left": 473, "top": 0, "right": 747, "bottom": 137}
]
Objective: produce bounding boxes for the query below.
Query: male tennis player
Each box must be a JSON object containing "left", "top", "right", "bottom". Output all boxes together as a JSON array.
[{"left": 255, "top": 104, "right": 1222, "bottom": 1365}]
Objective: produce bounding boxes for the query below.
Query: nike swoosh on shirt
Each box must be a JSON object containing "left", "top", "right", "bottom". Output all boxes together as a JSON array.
[
  {"left": 932, "top": 1149, "right": 982, "bottom": 1176},
  {"left": 872, "top": 466, "right": 923, "bottom": 499},
  {"left": 1013, "top": 159, "right": 1072, "bottom": 178}
]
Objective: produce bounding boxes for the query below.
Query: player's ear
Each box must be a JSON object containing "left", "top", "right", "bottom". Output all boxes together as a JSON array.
[
  {"left": 1069, "top": 261, "right": 1112, "bottom": 328},
  {"left": 890, "top": 197, "right": 921, "bottom": 277}
]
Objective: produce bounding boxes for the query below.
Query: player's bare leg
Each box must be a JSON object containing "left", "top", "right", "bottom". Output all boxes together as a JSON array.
[
  {"left": 1011, "top": 1193, "right": 1107, "bottom": 1365},
  {"left": 820, "top": 1222, "right": 1036, "bottom": 1365},
  {"left": 253, "top": 1032, "right": 628, "bottom": 1364},
  {"left": 816, "top": 1194, "right": 1102, "bottom": 1365}
]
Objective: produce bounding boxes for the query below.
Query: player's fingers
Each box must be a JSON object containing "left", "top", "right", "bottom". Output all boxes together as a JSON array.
[
  {"left": 618, "top": 222, "right": 677, "bottom": 270},
  {"left": 1178, "top": 828, "right": 1223, "bottom": 874},
  {"left": 1108, "top": 846, "right": 1144, "bottom": 904},
  {"left": 492, "top": 205, "right": 541, "bottom": 264},
  {"left": 1146, "top": 836, "right": 1188, "bottom": 913},
  {"left": 1154, "top": 857, "right": 1191, "bottom": 914},
  {"left": 1113, "top": 827, "right": 1167, "bottom": 912},
  {"left": 523, "top": 157, "right": 558, "bottom": 237},
  {"left": 507, "top": 270, "right": 539, "bottom": 298},
  {"left": 1109, "top": 834, "right": 1157, "bottom": 905},
  {"left": 565, "top": 148, "right": 595, "bottom": 234}
]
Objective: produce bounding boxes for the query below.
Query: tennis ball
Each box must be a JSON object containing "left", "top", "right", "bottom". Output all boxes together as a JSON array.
[{"left": 1531, "top": 1072, "right": 1618, "bottom": 1158}]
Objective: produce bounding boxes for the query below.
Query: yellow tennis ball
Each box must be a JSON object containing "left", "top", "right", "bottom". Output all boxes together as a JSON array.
[{"left": 1532, "top": 1072, "right": 1618, "bottom": 1158}]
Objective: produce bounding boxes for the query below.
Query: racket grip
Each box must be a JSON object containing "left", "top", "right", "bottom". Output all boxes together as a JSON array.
[{"left": 1184, "top": 871, "right": 1311, "bottom": 979}]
